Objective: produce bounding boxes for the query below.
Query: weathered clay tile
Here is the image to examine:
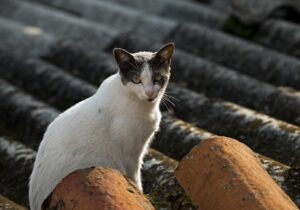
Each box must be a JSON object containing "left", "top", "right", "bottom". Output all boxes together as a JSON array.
[
  {"left": 43, "top": 167, "right": 154, "bottom": 210},
  {"left": 176, "top": 136, "right": 299, "bottom": 210},
  {"left": 142, "top": 149, "right": 195, "bottom": 209}
]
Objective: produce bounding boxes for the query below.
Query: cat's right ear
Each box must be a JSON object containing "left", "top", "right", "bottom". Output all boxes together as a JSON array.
[{"left": 113, "top": 48, "right": 134, "bottom": 66}]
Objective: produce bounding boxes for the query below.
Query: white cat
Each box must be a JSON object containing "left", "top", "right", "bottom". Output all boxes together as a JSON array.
[{"left": 29, "top": 43, "right": 174, "bottom": 210}]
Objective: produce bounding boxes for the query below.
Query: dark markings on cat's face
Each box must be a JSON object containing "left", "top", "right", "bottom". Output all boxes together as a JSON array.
[
  {"left": 113, "top": 43, "right": 174, "bottom": 86},
  {"left": 116, "top": 55, "right": 144, "bottom": 85}
]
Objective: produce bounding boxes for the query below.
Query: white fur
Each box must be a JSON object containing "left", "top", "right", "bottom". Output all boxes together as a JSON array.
[{"left": 29, "top": 68, "right": 167, "bottom": 210}]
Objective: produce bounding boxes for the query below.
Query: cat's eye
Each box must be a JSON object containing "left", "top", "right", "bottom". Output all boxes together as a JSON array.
[
  {"left": 131, "top": 77, "right": 141, "bottom": 84},
  {"left": 154, "top": 74, "right": 163, "bottom": 82}
]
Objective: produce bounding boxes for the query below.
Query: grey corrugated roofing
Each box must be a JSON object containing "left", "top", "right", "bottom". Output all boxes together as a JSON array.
[{"left": 0, "top": 0, "right": 299, "bottom": 208}]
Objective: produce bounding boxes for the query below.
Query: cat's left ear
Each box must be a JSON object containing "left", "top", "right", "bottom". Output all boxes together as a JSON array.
[{"left": 156, "top": 43, "right": 175, "bottom": 64}]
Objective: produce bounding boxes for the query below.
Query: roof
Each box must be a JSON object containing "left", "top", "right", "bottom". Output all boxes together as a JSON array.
[{"left": 0, "top": 0, "right": 299, "bottom": 208}]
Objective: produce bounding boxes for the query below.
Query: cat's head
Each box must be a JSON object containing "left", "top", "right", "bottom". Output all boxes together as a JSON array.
[{"left": 113, "top": 43, "right": 174, "bottom": 102}]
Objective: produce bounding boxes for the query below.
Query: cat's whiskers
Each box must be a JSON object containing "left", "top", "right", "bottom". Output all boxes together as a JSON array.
[
  {"left": 164, "top": 97, "right": 175, "bottom": 107},
  {"left": 164, "top": 93, "right": 178, "bottom": 103},
  {"left": 164, "top": 93, "right": 179, "bottom": 102},
  {"left": 161, "top": 97, "right": 171, "bottom": 111},
  {"left": 161, "top": 93, "right": 178, "bottom": 111}
]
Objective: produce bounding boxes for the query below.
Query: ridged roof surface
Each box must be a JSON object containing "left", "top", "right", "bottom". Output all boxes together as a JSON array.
[{"left": 0, "top": 0, "right": 299, "bottom": 209}]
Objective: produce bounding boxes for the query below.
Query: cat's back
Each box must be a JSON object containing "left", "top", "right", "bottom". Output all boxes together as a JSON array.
[
  {"left": 35, "top": 74, "right": 124, "bottom": 165},
  {"left": 41, "top": 75, "right": 117, "bottom": 147}
]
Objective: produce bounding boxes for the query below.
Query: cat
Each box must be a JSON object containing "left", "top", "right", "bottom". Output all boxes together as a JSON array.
[{"left": 29, "top": 43, "right": 174, "bottom": 210}]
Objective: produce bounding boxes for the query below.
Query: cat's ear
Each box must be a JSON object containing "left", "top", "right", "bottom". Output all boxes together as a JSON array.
[
  {"left": 113, "top": 48, "right": 134, "bottom": 65},
  {"left": 156, "top": 43, "right": 175, "bottom": 63}
]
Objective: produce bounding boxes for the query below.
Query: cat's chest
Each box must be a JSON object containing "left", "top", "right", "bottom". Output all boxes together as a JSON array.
[{"left": 109, "top": 110, "right": 160, "bottom": 139}]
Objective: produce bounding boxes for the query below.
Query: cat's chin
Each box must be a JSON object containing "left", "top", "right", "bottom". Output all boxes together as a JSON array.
[
  {"left": 147, "top": 98, "right": 155, "bottom": 102},
  {"left": 138, "top": 97, "right": 157, "bottom": 103},
  {"left": 136, "top": 95, "right": 157, "bottom": 103}
]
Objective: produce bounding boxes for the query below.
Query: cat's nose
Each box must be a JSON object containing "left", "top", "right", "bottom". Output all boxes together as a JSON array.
[{"left": 145, "top": 87, "right": 154, "bottom": 98}]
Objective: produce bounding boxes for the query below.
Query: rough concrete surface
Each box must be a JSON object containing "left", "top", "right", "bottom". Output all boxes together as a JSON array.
[
  {"left": 43, "top": 167, "right": 154, "bottom": 210},
  {"left": 176, "top": 137, "right": 299, "bottom": 210}
]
